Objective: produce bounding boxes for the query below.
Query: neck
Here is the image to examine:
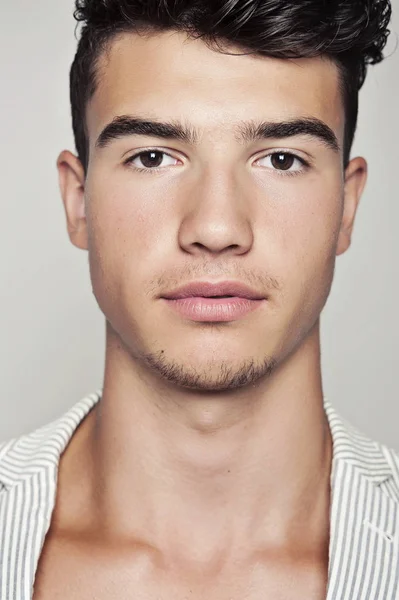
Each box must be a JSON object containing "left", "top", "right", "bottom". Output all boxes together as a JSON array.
[{"left": 57, "top": 320, "right": 332, "bottom": 567}]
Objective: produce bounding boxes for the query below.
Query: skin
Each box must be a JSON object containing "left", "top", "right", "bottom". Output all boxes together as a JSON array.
[{"left": 33, "top": 30, "right": 367, "bottom": 599}]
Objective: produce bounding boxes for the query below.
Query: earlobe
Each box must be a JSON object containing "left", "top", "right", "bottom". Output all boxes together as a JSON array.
[
  {"left": 336, "top": 157, "right": 368, "bottom": 256},
  {"left": 57, "top": 150, "right": 88, "bottom": 251}
]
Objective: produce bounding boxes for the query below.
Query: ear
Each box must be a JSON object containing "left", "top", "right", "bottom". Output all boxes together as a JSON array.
[
  {"left": 57, "top": 150, "right": 88, "bottom": 251},
  {"left": 336, "top": 156, "right": 368, "bottom": 256}
]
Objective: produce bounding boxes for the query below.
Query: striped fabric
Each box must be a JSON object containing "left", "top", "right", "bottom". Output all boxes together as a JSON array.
[{"left": 0, "top": 391, "right": 398, "bottom": 599}]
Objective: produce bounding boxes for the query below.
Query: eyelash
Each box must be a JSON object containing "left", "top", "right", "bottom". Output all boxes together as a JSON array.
[{"left": 123, "top": 148, "right": 311, "bottom": 176}]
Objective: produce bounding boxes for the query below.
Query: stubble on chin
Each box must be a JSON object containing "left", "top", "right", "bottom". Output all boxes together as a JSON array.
[{"left": 141, "top": 349, "right": 278, "bottom": 392}]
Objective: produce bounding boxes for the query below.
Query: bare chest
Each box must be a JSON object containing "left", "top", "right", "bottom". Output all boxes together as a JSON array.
[{"left": 32, "top": 533, "right": 328, "bottom": 600}]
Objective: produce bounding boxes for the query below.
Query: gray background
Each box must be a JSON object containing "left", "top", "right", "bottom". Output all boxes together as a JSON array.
[{"left": 0, "top": 1, "right": 398, "bottom": 446}]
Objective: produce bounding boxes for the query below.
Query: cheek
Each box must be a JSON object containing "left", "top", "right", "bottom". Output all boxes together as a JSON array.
[
  {"left": 87, "top": 173, "right": 170, "bottom": 242},
  {"left": 85, "top": 177, "right": 179, "bottom": 301},
  {"left": 262, "top": 178, "right": 343, "bottom": 311},
  {"left": 265, "top": 173, "right": 343, "bottom": 259}
]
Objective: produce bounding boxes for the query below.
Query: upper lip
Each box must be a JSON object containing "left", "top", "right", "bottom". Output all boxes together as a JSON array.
[{"left": 161, "top": 281, "right": 266, "bottom": 300}]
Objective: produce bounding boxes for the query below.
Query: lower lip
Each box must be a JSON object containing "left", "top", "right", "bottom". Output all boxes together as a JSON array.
[{"left": 163, "top": 297, "right": 264, "bottom": 322}]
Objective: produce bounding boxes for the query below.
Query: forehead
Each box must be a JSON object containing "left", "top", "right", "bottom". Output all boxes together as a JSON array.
[{"left": 86, "top": 30, "right": 344, "bottom": 145}]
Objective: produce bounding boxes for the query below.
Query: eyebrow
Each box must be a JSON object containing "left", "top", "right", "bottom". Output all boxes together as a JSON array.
[{"left": 95, "top": 115, "right": 340, "bottom": 153}]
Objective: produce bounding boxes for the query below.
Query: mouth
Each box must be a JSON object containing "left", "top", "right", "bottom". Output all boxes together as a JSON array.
[
  {"left": 161, "top": 281, "right": 267, "bottom": 322},
  {"left": 161, "top": 281, "right": 266, "bottom": 301}
]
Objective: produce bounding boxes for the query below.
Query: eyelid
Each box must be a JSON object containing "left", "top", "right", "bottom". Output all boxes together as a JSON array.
[
  {"left": 123, "top": 146, "right": 185, "bottom": 163},
  {"left": 252, "top": 148, "right": 310, "bottom": 164},
  {"left": 252, "top": 150, "right": 312, "bottom": 178}
]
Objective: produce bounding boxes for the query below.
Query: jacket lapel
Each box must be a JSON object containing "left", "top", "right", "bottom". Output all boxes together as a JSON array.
[
  {"left": 0, "top": 392, "right": 100, "bottom": 600},
  {"left": 0, "top": 471, "right": 56, "bottom": 600},
  {"left": 325, "top": 400, "right": 399, "bottom": 599}
]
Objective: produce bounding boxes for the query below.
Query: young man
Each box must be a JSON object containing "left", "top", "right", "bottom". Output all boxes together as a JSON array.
[{"left": 0, "top": 0, "right": 396, "bottom": 598}]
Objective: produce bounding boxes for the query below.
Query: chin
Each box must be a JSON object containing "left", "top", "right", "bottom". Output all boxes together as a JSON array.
[{"left": 141, "top": 350, "right": 278, "bottom": 392}]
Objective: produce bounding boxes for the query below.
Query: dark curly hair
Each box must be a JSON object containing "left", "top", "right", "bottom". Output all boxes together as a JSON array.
[{"left": 70, "top": 0, "right": 392, "bottom": 171}]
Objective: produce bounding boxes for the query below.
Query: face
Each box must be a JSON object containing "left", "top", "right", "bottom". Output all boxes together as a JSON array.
[{"left": 59, "top": 31, "right": 367, "bottom": 391}]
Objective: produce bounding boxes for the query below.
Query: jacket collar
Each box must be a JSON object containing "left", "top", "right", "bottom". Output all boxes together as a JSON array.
[
  {"left": 0, "top": 391, "right": 101, "bottom": 489},
  {"left": 0, "top": 391, "right": 101, "bottom": 600},
  {"left": 1, "top": 394, "right": 398, "bottom": 599},
  {"left": 324, "top": 399, "right": 399, "bottom": 599}
]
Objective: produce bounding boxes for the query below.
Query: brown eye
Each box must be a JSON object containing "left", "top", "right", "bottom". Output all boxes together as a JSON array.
[
  {"left": 128, "top": 150, "right": 178, "bottom": 170},
  {"left": 270, "top": 153, "right": 295, "bottom": 170},
  {"left": 256, "top": 152, "right": 306, "bottom": 174},
  {"left": 137, "top": 151, "right": 164, "bottom": 168}
]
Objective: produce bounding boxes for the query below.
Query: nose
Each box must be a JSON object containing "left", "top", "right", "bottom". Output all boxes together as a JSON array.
[{"left": 178, "top": 168, "right": 254, "bottom": 257}]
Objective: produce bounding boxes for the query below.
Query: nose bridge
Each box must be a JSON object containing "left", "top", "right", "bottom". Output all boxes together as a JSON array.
[{"left": 178, "top": 163, "right": 254, "bottom": 255}]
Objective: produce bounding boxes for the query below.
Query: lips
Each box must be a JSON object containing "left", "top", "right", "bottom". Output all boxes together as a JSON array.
[
  {"left": 161, "top": 281, "right": 266, "bottom": 301},
  {"left": 161, "top": 281, "right": 266, "bottom": 322}
]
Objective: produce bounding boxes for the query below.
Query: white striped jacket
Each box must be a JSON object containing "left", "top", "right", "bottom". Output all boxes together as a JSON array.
[{"left": 0, "top": 391, "right": 398, "bottom": 599}]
